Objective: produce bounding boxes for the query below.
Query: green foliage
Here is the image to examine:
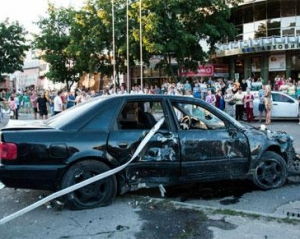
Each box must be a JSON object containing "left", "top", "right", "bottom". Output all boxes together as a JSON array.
[
  {"left": 32, "top": 4, "right": 80, "bottom": 90},
  {"left": 0, "top": 20, "right": 29, "bottom": 80},
  {"left": 31, "top": 0, "right": 242, "bottom": 88},
  {"left": 129, "top": 0, "right": 242, "bottom": 81}
]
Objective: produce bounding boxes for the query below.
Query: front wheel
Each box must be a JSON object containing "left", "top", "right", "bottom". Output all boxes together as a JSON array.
[
  {"left": 252, "top": 151, "right": 287, "bottom": 190},
  {"left": 61, "top": 160, "right": 117, "bottom": 210}
]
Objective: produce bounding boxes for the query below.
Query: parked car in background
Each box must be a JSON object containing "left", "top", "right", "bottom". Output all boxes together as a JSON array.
[
  {"left": 0, "top": 95, "right": 298, "bottom": 210},
  {"left": 252, "top": 91, "right": 299, "bottom": 119}
]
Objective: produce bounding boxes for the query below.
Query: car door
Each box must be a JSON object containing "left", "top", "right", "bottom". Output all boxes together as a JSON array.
[
  {"left": 271, "top": 92, "right": 299, "bottom": 118},
  {"left": 170, "top": 100, "right": 250, "bottom": 183},
  {"left": 107, "top": 99, "right": 180, "bottom": 188}
]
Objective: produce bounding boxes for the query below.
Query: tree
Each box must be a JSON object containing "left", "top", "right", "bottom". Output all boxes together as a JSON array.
[
  {"left": 129, "top": 0, "right": 242, "bottom": 81},
  {"left": 0, "top": 19, "right": 29, "bottom": 80},
  {"left": 32, "top": 4, "right": 80, "bottom": 91},
  {"left": 32, "top": 0, "right": 243, "bottom": 90},
  {"left": 69, "top": 0, "right": 114, "bottom": 89}
]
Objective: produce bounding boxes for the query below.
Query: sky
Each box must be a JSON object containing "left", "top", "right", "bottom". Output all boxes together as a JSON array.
[{"left": 0, "top": 0, "right": 86, "bottom": 34}]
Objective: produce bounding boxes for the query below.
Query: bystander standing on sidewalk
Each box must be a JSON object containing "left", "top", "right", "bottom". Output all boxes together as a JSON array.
[
  {"left": 22, "top": 92, "right": 30, "bottom": 114},
  {"left": 234, "top": 87, "right": 244, "bottom": 121},
  {"left": 53, "top": 90, "right": 63, "bottom": 115},
  {"left": 258, "top": 85, "right": 266, "bottom": 123},
  {"left": 30, "top": 90, "right": 38, "bottom": 120},
  {"left": 8, "top": 94, "right": 17, "bottom": 119},
  {"left": 36, "top": 92, "right": 49, "bottom": 120},
  {"left": 244, "top": 88, "right": 254, "bottom": 122},
  {"left": 264, "top": 84, "right": 272, "bottom": 125},
  {"left": 66, "top": 91, "right": 76, "bottom": 109}
]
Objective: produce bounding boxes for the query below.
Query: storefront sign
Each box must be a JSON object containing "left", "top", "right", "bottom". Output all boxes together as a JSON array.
[
  {"left": 215, "top": 42, "right": 300, "bottom": 57},
  {"left": 181, "top": 65, "right": 214, "bottom": 77},
  {"left": 242, "top": 43, "right": 300, "bottom": 54}
]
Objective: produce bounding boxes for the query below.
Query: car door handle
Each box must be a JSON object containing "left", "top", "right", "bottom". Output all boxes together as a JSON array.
[
  {"left": 118, "top": 142, "right": 128, "bottom": 148},
  {"left": 273, "top": 103, "right": 278, "bottom": 105}
]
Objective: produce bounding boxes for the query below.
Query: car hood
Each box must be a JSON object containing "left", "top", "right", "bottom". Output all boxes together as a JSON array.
[
  {"left": 1, "top": 119, "right": 52, "bottom": 130},
  {"left": 242, "top": 122, "right": 294, "bottom": 146}
]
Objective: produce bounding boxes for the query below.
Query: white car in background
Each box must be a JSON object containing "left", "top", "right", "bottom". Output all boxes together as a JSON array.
[{"left": 251, "top": 91, "right": 299, "bottom": 119}]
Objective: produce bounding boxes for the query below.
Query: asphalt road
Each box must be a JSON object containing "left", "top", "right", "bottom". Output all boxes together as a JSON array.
[{"left": 1, "top": 115, "right": 300, "bottom": 238}]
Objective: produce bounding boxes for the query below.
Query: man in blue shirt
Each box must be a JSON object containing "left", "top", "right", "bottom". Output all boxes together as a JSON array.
[{"left": 258, "top": 85, "right": 266, "bottom": 123}]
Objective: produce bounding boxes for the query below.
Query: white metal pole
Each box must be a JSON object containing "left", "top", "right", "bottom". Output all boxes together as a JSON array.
[
  {"left": 112, "top": 0, "right": 116, "bottom": 93},
  {"left": 126, "top": 0, "right": 130, "bottom": 92},
  {"left": 139, "top": 0, "right": 143, "bottom": 91}
]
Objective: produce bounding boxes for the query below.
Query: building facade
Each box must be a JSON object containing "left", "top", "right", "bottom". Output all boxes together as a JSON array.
[{"left": 212, "top": 0, "right": 300, "bottom": 83}]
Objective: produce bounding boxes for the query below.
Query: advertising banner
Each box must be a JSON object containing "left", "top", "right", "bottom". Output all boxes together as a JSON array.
[
  {"left": 269, "top": 54, "right": 286, "bottom": 71},
  {"left": 181, "top": 65, "right": 214, "bottom": 77}
]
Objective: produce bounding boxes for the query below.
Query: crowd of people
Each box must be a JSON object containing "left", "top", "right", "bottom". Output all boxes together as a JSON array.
[
  {"left": 1, "top": 75, "right": 300, "bottom": 124},
  {"left": 0, "top": 88, "right": 99, "bottom": 121},
  {"left": 108, "top": 76, "right": 300, "bottom": 125}
]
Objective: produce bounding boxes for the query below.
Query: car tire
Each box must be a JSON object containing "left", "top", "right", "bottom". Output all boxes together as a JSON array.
[
  {"left": 252, "top": 151, "right": 287, "bottom": 190},
  {"left": 61, "top": 160, "right": 117, "bottom": 210}
]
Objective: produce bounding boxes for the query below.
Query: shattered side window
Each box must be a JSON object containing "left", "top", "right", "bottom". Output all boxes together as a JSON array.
[
  {"left": 117, "top": 100, "right": 165, "bottom": 130},
  {"left": 173, "top": 102, "right": 226, "bottom": 130}
]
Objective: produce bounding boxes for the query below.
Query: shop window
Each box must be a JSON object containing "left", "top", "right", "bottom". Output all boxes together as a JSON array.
[{"left": 251, "top": 57, "right": 261, "bottom": 73}]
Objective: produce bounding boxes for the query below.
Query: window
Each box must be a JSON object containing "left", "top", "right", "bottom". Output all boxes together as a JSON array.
[
  {"left": 267, "top": 19, "right": 281, "bottom": 37},
  {"left": 296, "top": 17, "right": 300, "bottom": 27},
  {"left": 244, "top": 6, "right": 254, "bottom": 24},
  {"left": 281, "top": 17, "right": 296, "bottom": 28},
  {"left": 297, "top": 1, "right": 300, "bottom": 15},
  {"left": 117, "top": 100, "right": 165, "bottom": 130},
  {"left": 254, "top": 20, "right": 267, "bottom": 38},
  {"left": 272, "top": 93, "right": 291, "bottom": 103},
  {"left": 172, "top": 102, "right": 225, "bottom": 130},
  {"left": 85, "top": 105, "right": 117, "bottom": 131},
  {"left": 281, "top": 0, "right": 296, "bottom": 17},
  {"left": 233, "top": 9, "right": 243, "bottom": 25},
  {"left": 254, "top": 2, "right": 266, "bottom": 21},
  {"left": 267, "top": 0, "right": 280, "bottom": 19}
]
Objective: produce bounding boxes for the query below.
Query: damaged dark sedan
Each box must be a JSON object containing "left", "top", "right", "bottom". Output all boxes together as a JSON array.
[{"left": 0, "top": 94, "right": 298, "bottom": 210}]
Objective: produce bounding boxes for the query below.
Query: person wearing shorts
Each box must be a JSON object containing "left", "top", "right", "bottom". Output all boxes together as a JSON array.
[
  {"left": 36, "top": 92, "right": 49, "bottom": 120},
  {"left": 258, "top": 85, "right": 266, "bottom": 123}
]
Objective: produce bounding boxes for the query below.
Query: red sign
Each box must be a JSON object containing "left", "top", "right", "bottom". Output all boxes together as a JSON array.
[{"left": 181, "top": 65, "right": 214, "bottom": 77}]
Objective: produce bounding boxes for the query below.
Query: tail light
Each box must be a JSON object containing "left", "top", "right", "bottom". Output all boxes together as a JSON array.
[{"left": 0, "top": 142, "right": 17, "bottom": 160}]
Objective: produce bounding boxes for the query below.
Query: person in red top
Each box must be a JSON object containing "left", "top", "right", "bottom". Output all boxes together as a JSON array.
[{"left": 243, "top": 87, "right": 254, "bottom": 122}]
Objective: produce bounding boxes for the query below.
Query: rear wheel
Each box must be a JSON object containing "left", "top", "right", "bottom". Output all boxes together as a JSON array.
[
  {"left": 61, "top": 160, "right": 117, "bottom": 210},
  {"left": 252, "top": 151, "right": 287, "bottom": 190}
]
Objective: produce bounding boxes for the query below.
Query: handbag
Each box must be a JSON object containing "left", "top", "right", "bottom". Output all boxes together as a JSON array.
[{"left": 228, "top": 99, "right": 236, "bottom": 105}]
